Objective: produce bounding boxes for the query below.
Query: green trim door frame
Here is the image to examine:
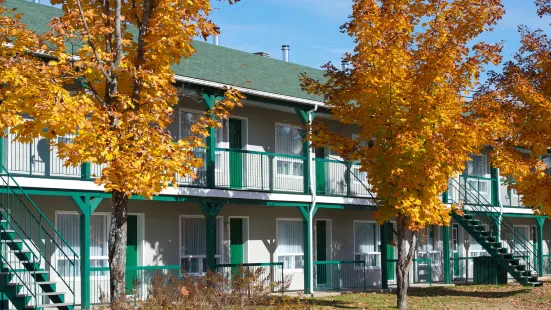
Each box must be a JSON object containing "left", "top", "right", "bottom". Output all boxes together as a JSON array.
[
  {"left": 71, "top": 195, "right": 104, "bottom": 310},
  {"left": 125, "top": 215, "right": 139, "bottom": 294},
  {"left": 315, "top": 219, "right": 330, "bottom": 286},
  {"left": 229, "top": 217, "right": 247, "bottom": 265},
  {"left": 229, "top": 119, "right": 243, "bottom": 189}
]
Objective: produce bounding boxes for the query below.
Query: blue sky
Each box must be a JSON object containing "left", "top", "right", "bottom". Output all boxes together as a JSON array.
[
  {"left": 40, "top": 0, "right": 547, "bottom": 72},
  {"left": 209, "top": 0, "right": 546, "bottom": 71}
]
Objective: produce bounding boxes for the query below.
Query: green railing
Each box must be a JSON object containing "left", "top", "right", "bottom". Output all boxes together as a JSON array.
[
  {"left": 313, "top": 260, "right": 368, "bottom": 291},
  {"left": 0, "top": 163, "right": 78, "bottom": 307},
  {"left": 447, "top": 175, "right": 495, "bottom": 206},
  {"left": 312, "top": 158, "right": 375, "bottom": 198},
  {"left": 215, "top": 262, "right": 285, "bottom": 294},
  {"left": 215, "top": 148, "right": 305, "bottom": 193},
  {"left": 447, "top": 177, "right": 539, "bottom": 280},
  {"left": 90, "top": 265, "right": 180, "bottom": 305},
  {"left": 387, "top": 258, "right": 433, "bottom": 286}
]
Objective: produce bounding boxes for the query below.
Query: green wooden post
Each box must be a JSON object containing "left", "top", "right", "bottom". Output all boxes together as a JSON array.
[
  {"left": 380, "top": 223, "right": 389, "bottom": 289},
  {"left": 81, "top": 163, "right": 91, "bottom": 180},
  {"left": 299, "top": 205, "right": 316, "bottom": 295},
  {"left": 0, "top": 133, "right": 4, "bottom": 167},
  {"left": 442, "top": 188, "right": 449, "bottom": 204},
  {"left": 296, "top": 109, "right": 315, "bottom": 194},
  {"left": 536, "top": 217, "right": 545, "bottom": 276},
  {"left": 72, "top": 195, "right": 103, "bottom": 309},
  {"left": 199, "top": 201, "right": 224, "bottom": 271},
  {"left": 490, "top": 167, "right": 499, "bottom": 206},
  {"left": 443, "top": 225, "right": 451, "bottom": 284},
  {"left": 202, "top": 93, "right": 223, "bottom": 188}
]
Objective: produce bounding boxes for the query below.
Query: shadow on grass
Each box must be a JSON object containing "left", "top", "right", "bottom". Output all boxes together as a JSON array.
[{"left": 407, "top": 286, "right": 531, "bottom": 298}]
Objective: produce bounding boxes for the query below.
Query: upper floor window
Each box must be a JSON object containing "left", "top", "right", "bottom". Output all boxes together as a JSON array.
[
  {"left": 179, "top": 109, "right": 228, "bottom": 146},
  {"left": 464, "top": 154, "right": 490, "bottom": 177},
  {"left": 275, "top": 124, "right": 304, "bottom": 177}
]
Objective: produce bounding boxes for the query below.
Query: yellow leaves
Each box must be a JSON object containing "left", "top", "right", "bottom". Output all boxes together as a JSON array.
[
  {"left": 302, "top": 0, "right": 501, "bottom": 230},
  {"left": 0, "top": 0, "right": 241, "bottom": 200}
]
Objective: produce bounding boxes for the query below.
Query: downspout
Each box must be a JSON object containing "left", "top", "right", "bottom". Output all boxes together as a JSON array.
[
  {"left": 308, "top": 104, "right": 318, "bottom": 294},
  {"left": 496, "top": 168, "right": 503, "bottom": 242}
]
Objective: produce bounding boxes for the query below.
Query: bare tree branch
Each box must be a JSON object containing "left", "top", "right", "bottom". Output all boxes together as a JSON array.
[{"left": 75, "top": 0, "right": 111, "bottom": 83}]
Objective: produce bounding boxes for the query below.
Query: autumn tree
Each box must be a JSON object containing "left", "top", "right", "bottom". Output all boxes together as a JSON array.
[
  {"left": 471, "top": 0, "right": 551, "bottom": 218},
  {"left": 301, "top": 1, "right": 503, "bottom": 309},
  {"left": 0, "top": 0, "right": 241, "bottom": 304}
]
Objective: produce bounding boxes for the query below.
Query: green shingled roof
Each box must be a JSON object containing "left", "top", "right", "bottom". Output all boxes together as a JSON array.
[{"left": 4, "top": 0, "right": 325, "bottom": 102}]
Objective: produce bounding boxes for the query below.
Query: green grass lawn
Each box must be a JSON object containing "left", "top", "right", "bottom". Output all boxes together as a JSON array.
[{"left": 282, "top": 283, "right": 551, "bottom": 309}]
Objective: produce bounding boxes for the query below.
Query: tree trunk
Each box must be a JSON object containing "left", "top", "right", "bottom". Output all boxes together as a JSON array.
[
  {"left": 109, "top": 190, "right": 129, "bottom": 305},
  {"left": 396, "top": 215, "right": 417, "bottom": 310}
]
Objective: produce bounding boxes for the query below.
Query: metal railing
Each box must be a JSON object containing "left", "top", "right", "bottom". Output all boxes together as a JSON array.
[
  {"left": 312, "top": 158, "right": 374, "bottom": 198},
  {"left": 215, "top": 148, "right": 305, "bottom": 193},
  {"left": 90, "top": 265, "right": 180, "bottom": 305},
  {"left": 0, "top": 163, "right": 77, "bottom": 308},
  {"left": 386, "top": 258, "right": 433, "bottom": 286},
  {"left": 215, "top": 262, "right": 285, "bottom": 294},
  {"left": 448, "top": 177, "right": 539, "bottom": 279},
  {"left": 5, "top": 134, "right": 81, "bottom": 179},
  {"left": 313, "top": 260, "right": 368, "bottom": 291}
]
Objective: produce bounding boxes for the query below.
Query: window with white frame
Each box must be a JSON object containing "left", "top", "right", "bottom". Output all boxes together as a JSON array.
[
  {"left": 354, "top": 221, "right": 380, "bottom": 268},
  {"left": 275, "top": 124, "right": 304, "bottom": 177},
  {"left": 418, "top": 226, "right": 441, "bottom": 266},
  {"left": 179, "top": 109, "right": 229, "bottom": 180},
  {"left": 469, "top": 224, "right": 489, "bottom": 257},
  {"left": 277, "top": 220, "right": 304, "bottom": 270},
  {"left": 180, "top": 216, "right": 223, "bottom": 275},
  {"left": 56, "top": 213, "right": 109, "bottom": 277}
]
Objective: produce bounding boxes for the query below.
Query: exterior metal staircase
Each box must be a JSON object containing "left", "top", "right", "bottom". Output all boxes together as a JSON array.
[
  {"left": 0, "top": 164, "right": 77, "bottom": 309},
  {"left": 448, "top": 177, "right": 542, "bottom": 287}
]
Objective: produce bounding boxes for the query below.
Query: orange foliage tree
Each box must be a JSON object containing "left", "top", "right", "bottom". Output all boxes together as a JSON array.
[
  {"left": 472, "top": 0, "right": 551, "bottom": 216},
  {"left": 0, "top": 0, "right": 241, "bottom": 303},
  {"left": 301, "top": 1, "right": 503, "bottom": 308}
]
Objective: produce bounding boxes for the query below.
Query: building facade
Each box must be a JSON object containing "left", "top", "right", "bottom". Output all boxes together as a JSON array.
[{"left": 0, "top": 0, "right": 549, "bottom": 309}]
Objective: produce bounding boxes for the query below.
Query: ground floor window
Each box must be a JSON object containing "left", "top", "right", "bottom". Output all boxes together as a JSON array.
[
  {"left": 277, "top": 219, "right": 304, "bottom": 270},
  {"left": 180, "top": 216, "right": 223, "bottom": 275},
  {"left": 56, "top": 213, "right": 109, "bottom": 277},
  {"left": 418, "top": 226, "right": 442, "bottom": 266},
  {"left": 354, "top": 221, "right": 380, "bottom": 268}
]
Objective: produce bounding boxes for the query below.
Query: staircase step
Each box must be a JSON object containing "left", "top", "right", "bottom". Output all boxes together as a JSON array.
[
  {"left": 25, "top": 302, "right": 73, "bottom": 309},
  {"left": 515, "top": 265, "right": 526, "bottom": 271},
  {"left": 480, "top": 231, "right": 490, "bottom": 237},
  {"left": 0, "top": 271, "right": 48, "bottom": 276},
  {"left": 463, "top": 214, "right": 474, "bottom": 220},
  {"left": 8, "top": 280, "right": 57, "bottom": 287},
  {"left": 17, "top": 292, "right": 65, "bottom": 298},
  {"left": 492, "top": 242, "right": 503, "bottom": 248},
  {"left": 469, "top": 220, "right": 481, "bottom": 226},
  {"left": 509, "top": 259, "right": 520, "bottom": 266}
]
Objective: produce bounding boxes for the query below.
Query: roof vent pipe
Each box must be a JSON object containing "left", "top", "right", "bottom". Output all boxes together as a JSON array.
[
  {"left": 213, "top": 27, "right": 220, "bottom": 46},
  {"left": 282, "top": 45, "right": 290, "bottom": 62},
  {"left": 341, "top": 60, "right": 349, "bottom": 71}
]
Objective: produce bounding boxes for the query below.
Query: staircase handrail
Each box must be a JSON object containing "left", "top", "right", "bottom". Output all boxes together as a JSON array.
[
  {"left": 449, "top": 177, "right": 538, "bottom": 274},
  {"left": 0, "top": 164, "right": 78, "bottom": 259},
  {"left": 0, "top": 164, "right": 78, "bottom": 297}
]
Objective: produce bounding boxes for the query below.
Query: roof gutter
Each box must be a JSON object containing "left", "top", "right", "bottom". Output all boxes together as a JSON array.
[{"left": 174, "top": 75, "right": 325, "bottom": 108}]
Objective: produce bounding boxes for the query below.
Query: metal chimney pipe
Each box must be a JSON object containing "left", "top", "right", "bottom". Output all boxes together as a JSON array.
[
  {"left": 341, "top": 60, "right": 349, "bottom": 71},
  {"left": 282, "top": 45, "right": 290, "bottom": 62},
  {"left": 213, "top": 27, "right": 220, "bottom": 46}
]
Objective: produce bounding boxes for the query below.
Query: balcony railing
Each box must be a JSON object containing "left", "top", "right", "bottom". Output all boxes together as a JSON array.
[{"left": 1, "top": 137, "right": 530, "bottom": 205}]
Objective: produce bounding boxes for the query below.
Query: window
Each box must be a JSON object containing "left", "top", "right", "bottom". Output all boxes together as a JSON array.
[
  {"left": 56, "top": 213, "right": 109, "bottom": 277},
  {"left": 180, "top": 216, "right": 223, "bottom": 275},
  {"left": 179, "top": 109, "right": 228, "bottom": 145},
  {"left": 469, "top": 224, "right": 489, "bottom": 257},
  {"left": 277, "top": 220, "right": 304, "bottom": 270},
  {"left": 275, "top": 124, "right": 304, "bottom": 177},
  {"left": 465, "top": 154, "right": 490, "bottom": 177},
  {"left": 418, "top": 226, "right": 442, "bottom": 266},
  {"left": 354, "top": 221, "right": 380, "bottom": 268}
]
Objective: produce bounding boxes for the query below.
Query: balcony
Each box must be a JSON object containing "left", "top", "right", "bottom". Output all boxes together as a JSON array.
[{"left": 0, "top": 138, "right": 374, "bottom": 198}]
